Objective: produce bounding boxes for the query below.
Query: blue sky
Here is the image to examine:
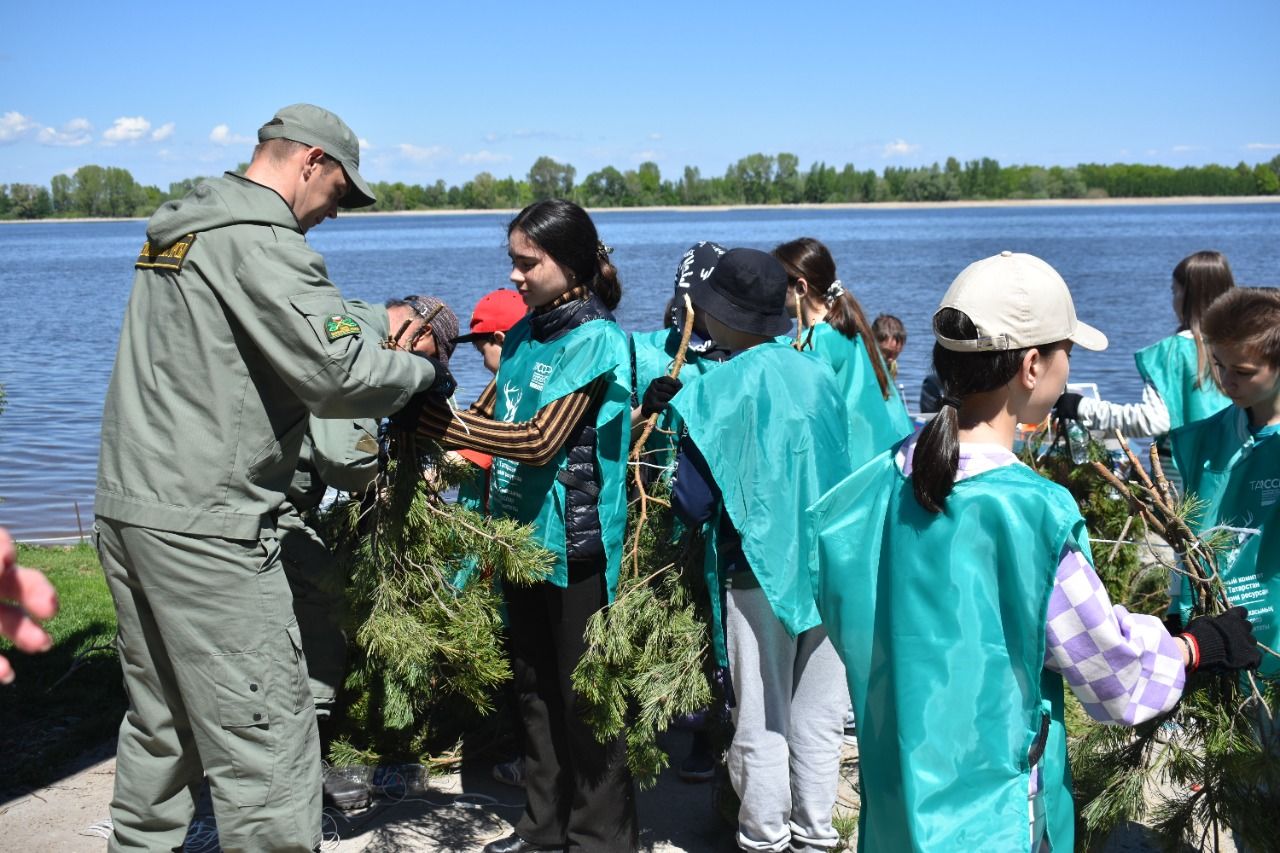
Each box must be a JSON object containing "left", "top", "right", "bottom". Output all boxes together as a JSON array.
[{"left": 2, "top": 1, "right": 1278, "bottom": 189}]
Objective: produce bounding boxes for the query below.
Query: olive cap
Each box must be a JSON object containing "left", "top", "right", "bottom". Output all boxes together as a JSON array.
[{"left": 257, "top": 103, "right": 375, "bottom": 208}]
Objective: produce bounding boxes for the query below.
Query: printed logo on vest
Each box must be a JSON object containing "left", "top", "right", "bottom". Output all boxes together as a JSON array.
[
  {"left": 1250, "top": 477, "right": 1280, "bottom": 507},
  {"left": 501, "top": 381, "right": 523, "bottom": 423},
  {"left": 530, "top": 362, "right": 553, "bottom": 391}
]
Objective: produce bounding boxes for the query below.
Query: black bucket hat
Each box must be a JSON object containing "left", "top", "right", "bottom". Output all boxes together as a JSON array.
[{"left": 688, "top": 248, "right": 791, "bottom": 338}]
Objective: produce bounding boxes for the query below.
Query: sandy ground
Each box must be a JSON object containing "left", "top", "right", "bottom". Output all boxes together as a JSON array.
[
  {"left": 0, "top": 733, "right": 848, "bottom": 853},
  {"left": 0, "top": 731, "right": 1233, "bottom": 852}
]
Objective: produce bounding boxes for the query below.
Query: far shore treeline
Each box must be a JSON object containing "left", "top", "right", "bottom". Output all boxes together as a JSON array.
[{"left": 4, "top": 152, "right": 1280, "bottom": 220}]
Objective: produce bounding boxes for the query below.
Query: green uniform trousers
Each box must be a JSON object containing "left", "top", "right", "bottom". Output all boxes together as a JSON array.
[
  {"left": 278, "top": 506, "right": 347, "bottom": 716},
  {"left": 95, "top": 517, "right": 322, "bottom": 853}
]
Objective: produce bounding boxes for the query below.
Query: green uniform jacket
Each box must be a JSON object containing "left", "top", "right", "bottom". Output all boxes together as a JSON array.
[
  {"left": 671, "top": 342, "right": 852, "bottom": 639},
  {"left": 803, "top": 322, "right": 912, "bottom": 464},
  {"left": 286, "top": 300, "right": 387, "bottom": 512},
  {"left": 1171, "top": 407, "right": 1280, "bottom": 679},
  {"left": 808, "top": 454, "right": 1083, "bottom": 853},
  {"left": 1134, "top": 333, "right": 1230, "bottom": 434},
  {"left": 96, "top": 174, "right": 436, "bottom": 539}
]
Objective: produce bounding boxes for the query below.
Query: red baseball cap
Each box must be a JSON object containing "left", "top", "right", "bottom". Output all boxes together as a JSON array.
[{"left": 454, "top": 289, "right": 528, "bottom": 343}]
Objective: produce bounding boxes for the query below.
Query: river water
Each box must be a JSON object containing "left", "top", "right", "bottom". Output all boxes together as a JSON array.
[{"left": 1, "top": 203, "right": 1278, "bottom": 541}]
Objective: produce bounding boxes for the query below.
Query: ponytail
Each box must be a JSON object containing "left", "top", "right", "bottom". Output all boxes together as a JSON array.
[
  {"left": 592, "top": 245, "right": 622, "bottom": 310},
  {"left": 772, "top": 236, "right": 891, "bottom": 399},
  {"left": 509, "top": 199, "right": 623, "bottom": 311},
  {"left": 913, "top": 308, "right": 1060, "bottom": 513},
  {"left": 912, "top": 394, "right": 961, "bottom": 513},
  {"left": 826, "top": 288, "right": 893, "bottom": 400}
]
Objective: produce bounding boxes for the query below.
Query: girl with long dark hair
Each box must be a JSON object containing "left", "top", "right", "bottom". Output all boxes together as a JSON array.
[
  {"left": 1055, "top": 250, "right": 1235, "bottom": 439},
  {"left": 773, "top": 237, "right": 912, "bottom": 465},
  {"left": 417, "top": 199, "right": 636, "bottom": 853}
]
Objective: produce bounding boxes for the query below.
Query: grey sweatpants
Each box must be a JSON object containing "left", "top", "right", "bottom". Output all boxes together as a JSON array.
[
  {"left": 96, "top": 517, "right": 322, "bottom": 853},
  {"left": 725, "top": 586, "right": 848, "bottom": 853}
]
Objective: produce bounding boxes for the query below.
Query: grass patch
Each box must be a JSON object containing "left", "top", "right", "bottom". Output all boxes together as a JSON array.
[{"left": 0, "top": 543, "right": 123, "bottom": 794}]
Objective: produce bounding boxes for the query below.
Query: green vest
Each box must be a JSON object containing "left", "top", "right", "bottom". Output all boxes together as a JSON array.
[
  {"left": 803, "top": 322, "right": 913, "bottom": 463},
  {"left": 630, "top": 328, "right": 723, "bottom": 474},
  {"left": 1170, "top": 407, "right": 1280, "bottom": 678},
  {"left": 1134, "top": 333, "right": 1230, "bottom": 434},
  {"left": 808, "top": 455, "right": 1083, "bottom": 853},
  {"left": 489, "top": 316, "right": 630, "bottom": 599},
  {"left": 671, "top": 342, "right": 852, "bottom": 638}
]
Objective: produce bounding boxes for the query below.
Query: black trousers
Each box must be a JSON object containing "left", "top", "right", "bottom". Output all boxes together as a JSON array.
[{"left": 505, "top": 563, "right": 637, "bottom": 852}]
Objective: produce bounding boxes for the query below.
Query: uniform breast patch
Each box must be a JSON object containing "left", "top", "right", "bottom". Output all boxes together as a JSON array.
[
  {"left": 135, "top": 233, "right": 196, "bottom": 271},
  {"left": 325, "top": 315, "right": 362, "bottom": 342}
]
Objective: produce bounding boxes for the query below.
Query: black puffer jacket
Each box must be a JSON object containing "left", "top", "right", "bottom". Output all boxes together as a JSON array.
[{"left": 528, "top": 292, "right": 616, "bottom": 564}]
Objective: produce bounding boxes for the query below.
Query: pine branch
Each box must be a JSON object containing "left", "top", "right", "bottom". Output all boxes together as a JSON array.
[
  {"left": 1067, "top": 431, "right": 1280, "bottom": 850},
  {"left": 318, "top": 428, "right": 553, "bottom": 765}
]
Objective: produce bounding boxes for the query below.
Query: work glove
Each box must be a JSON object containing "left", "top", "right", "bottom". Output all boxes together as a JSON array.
[
  {"left": 641, "top": 376, "right": 683, "bottom": 417},
  {"left": 388, "top": 357, "right": 454, "bottom": 431},
  {"left": 1162, "top": 612, "right": 1184, "bottom": 635},
  {"left": 423, "top": 357, "right": 456, "bottom": 400},
  {"left": 1053, "top": 392, "right": 1084, "bottom": 421},
  {"left": 1182, "top": 606, "right": 1261, "bottom": 672}
]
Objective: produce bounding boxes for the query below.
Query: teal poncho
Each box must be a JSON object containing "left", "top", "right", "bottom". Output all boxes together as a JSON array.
[
  {"left": 808, "top": 452, "right": 1086, "bottom": 853},
  {"left": 671, "top": 341, "right": 851, "bottom": 641},
  {"left": 489, "top": 316, "right": 631, "bottom": 599},
  {"left": 1171, "top": 406, "right": 1280, "bottom": 679},
  {"left": 1135, "top": 333, "right": 1230, "bottom": 434},
  {"left": 802, "top": 322, "right": 912, "bottom": 462}
]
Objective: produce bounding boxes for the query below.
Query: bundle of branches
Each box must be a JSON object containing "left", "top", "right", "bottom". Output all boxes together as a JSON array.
[
  {"left": 1020, "top": 422, "right": 1164, "bottom": 616},
  {"left": 572, "top": 296, "right": 720, "bottom": 787},
  {"left": 316, "top": 428, "right": 553, "bottom": 767},
  {"left": 1069, "top": 435, "right": 1279, "bottom": 852}
]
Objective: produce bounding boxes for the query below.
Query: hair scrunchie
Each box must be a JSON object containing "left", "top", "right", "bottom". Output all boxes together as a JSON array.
[
  {"left": 825, "top": 279, "right": 846, "bottom": 304},
  {"left": 939, "top": 394, "right": 963, "bottom": 410}
]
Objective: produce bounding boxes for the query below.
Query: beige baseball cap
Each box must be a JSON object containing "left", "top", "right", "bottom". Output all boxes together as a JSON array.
[{"left": 934, "top": 251, "right": 1108, "bottom": 352}]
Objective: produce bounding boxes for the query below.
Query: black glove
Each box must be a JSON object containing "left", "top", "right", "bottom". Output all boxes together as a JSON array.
[
  {"left": 1183, "top": 606, "right": 1261, "bottom": 672},
  {"left": 424, "top": 357, "right": 456, "bottom": 400},
  {"left": 1161, "top": 612, "right": 1184, "bottom": 635},
  {"left": 641, "top": 376, "right": 683, "bottom": 417},
  {"left": 388, "top": 359, "right": 454, "bottom": 432},
  {"left": 1053, "top": 392, "right": 1083, "bottom": 421},
  {"left": 388, "top": 391, "right": 430, "bottom": 432}
]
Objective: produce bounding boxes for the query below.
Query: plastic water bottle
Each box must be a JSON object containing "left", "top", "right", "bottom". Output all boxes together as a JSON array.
[{"left": 1066, "top": 420, "right": 1090, "bottom": 465}]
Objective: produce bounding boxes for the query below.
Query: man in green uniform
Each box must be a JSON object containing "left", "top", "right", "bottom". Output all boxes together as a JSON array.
[{"left": 94, "top": 104, "right": 449, "bottom": 852}]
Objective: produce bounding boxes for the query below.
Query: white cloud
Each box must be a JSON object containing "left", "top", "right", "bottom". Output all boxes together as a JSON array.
[
  {"left": 1246, "top": 142, "right": 1280, "bottom": 151},
  {"left": 459, "top": 149, "right": 510, "bottom": 165},
  {"left": 1171, "top": 144, "right": 1201, "bottom": 153},
  {"left": 150, "top": 122, "right": 175, "bottom": 142},
  {"left": 881, "top": 138, "right": 921, "bottom": 158},
  {"left": 38, "top": 117, "right": 93, "bottom": 147},
  {"left": 397, "top": 143, "right": 448, "bottom": 162},
  {"left": 103, "top": 116, "right": 152, "bottom": 144},
  {"left": 0, "top": 111, "right": 38, "bottom": 143},
  {"left": 648, "top": 132, "right": 662, "bottom": 141},
  {"left": 209, "top": 123, "right": 254, "bottom": 146},
  {"left": 359, "top": 137, "right": 373, "bottom": 151},
  {"left": 632, "top": 150, "right": 659, "bottom": 163}
]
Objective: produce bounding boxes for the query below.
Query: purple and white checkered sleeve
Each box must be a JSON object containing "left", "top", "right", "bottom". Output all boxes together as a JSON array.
[{"left": 1043, "top": 548, "right": 1185, "bottom": 725}]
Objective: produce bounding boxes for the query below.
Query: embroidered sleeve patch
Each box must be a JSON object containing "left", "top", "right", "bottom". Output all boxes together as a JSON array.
[
  {"left": 136, "top": 233, "right": 196, "bottom": 271},
  {"left": 325, "top": 315, "right": 362, "bottom": 342}
]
